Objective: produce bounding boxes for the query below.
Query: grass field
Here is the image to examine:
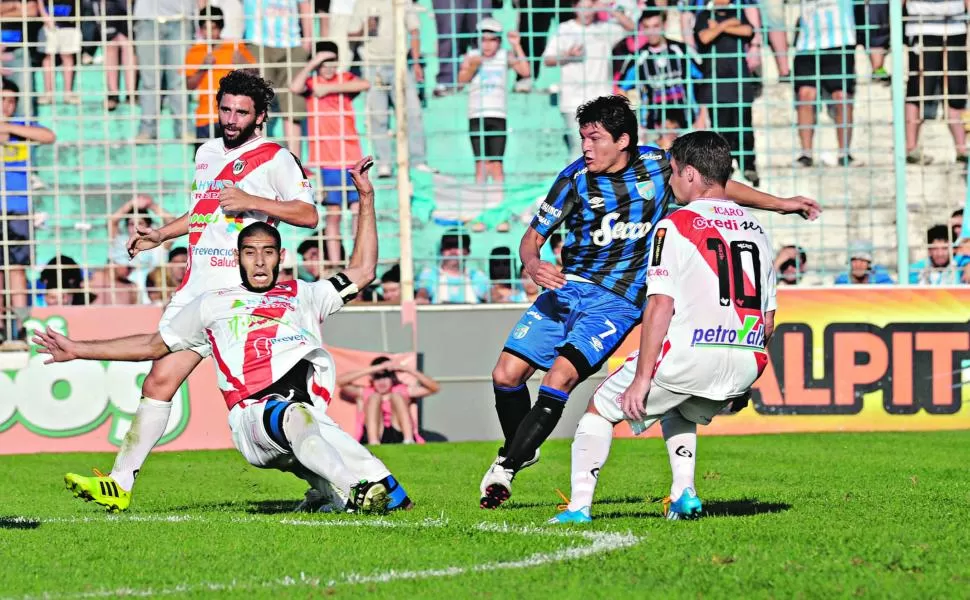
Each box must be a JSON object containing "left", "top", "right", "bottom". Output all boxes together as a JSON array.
[{"left": 2, "top": 431, "right": 969, "bottom": 599}]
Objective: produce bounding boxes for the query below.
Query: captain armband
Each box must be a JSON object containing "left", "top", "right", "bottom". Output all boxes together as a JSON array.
[{"left": 328, "top": 272, "right": 359, "bottom": 301}]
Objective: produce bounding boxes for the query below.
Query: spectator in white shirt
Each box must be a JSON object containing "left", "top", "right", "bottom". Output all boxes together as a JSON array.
[
  {"left": 457, "top": 18, "right": 530, "bottom": 184},
  {"left": 542, "top": 0, "right": 634, "bottom": 156}
]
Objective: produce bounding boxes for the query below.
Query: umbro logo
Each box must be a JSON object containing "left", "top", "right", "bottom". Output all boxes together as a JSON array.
[
  {"left": 675, "top": 445, "right": 693, "bottom": 458},
  {"left": 588, "top": 196, "right": 605, "bottom": 210}
]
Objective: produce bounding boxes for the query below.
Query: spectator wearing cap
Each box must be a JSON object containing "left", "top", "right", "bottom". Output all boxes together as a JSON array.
[
  {"left": 458, "top": 18, "right": 530, "bottom": 184},
  {"left": 432, "top": 0, "right": 494, "bottom": 97},
  {"left": 542, "top": 0, "right": 634, "bottom": 156},
  {"left": 185, "top": 6, "right": 255, "bottom": 150},
  {"left": 909, "top": 224, "right": 970, "bottom": 285},
  {"left": 290, "top": 41, "right": 369, "bottom": 266},
  {"left": 350, "top": 0, "right": 432, "bottom": 177},
  {"left": 834, "top": 242, "right": 894, "bottom": 285},
  {"left": 416, "top": 230, "right": 489, "bottom": 304}
]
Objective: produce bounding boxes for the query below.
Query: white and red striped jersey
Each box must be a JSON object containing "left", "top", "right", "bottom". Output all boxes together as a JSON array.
[
  {"left": 646, "top": 199, "right": 777, "bottom": 400},
  {"left": 159, "top": 279, "right": 351, "bottom": 409},
  {"left": 175, "top": 137, "right": 314, "bottom": 305}
]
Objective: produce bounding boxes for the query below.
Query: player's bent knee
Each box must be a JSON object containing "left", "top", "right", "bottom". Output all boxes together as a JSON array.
[
  {"left": 492, "top": 353, "right": 531, "bottom": 388},
  {"left": 142, "top": 371, "right": 182, "bottom": 402}
]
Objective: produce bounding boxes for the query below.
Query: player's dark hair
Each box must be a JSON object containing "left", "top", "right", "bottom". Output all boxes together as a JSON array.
[
  {"left": 928, "top": 224, "right": 950, "bottom": 244},
  {"left": 198, "top": 5, "right": 224, "bottom": 30},
  {"left": 669, "top": 131, "right": 734, "bottom": 187},
  {"left": 575, "top": 95, "right": 638, "bottom": 154},
  {"left": 216, "top": 69, "right": 275, "bottom": 122},
  {"left": 237, "top": 222, "right": 282, "bottom": 251},
  {"left": 315, "top": 40, "right": 339, "bottom": 59},
  {"left": 952, "top": 208, "right": 964, "bottom": 218},
  {"left": 169, "top": 246, "right": 188, "bottom": 261}
]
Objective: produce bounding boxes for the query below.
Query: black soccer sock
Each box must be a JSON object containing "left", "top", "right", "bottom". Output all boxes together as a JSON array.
[
  {"left": 502, "top": 386, "right": 568, "bottom": 472},
  {"left": 494, "top": 383, "right": 532, "bottom": 451}
]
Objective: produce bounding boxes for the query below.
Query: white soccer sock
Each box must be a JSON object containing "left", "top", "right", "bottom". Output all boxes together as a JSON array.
[
  {"left": 109, "top": 397, "right": 172, "bottom": 492},
  {"left": 283, "top": 405, "right": 358, "bottom": 498},
  {"left": 567, "top": 412, "right": 614, "bottom": 512},
  {"left": 661, "top": 412, "right": 697, "bottom": 500}
]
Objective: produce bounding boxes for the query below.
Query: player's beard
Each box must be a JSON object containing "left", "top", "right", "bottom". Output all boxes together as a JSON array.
[
  {"left": 222, "top": 119, "right": 260, "bottom": 150},
  {"left": 240, "top": 263, "right": 280, "bottom": 293}
]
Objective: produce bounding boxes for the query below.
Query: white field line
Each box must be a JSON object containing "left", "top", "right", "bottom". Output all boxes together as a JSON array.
[{"left": 9, "top": 517, "right": 642, "bottom": 599}]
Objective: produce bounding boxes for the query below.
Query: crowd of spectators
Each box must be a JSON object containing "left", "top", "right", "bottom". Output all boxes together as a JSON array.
[{"left": 0, "top": 0, "right": 969, "bottom": 324}]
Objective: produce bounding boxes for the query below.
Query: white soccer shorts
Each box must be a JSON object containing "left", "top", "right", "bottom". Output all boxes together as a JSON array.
[
  {"left": 227, "top": 399, "right": 391, "bottom": 483},
  {"left": 592, "top": 353, "right": 735, "bottom": 432}
]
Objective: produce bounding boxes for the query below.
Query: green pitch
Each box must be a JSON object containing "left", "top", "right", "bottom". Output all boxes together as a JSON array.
[{"left": 2, "top": 431, "right": 969, "bottom": 598}]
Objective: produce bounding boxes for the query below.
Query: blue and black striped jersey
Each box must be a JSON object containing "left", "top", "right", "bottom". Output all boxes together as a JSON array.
[{"left": 531, "top": 146, "right": 674, "bottom": 307}]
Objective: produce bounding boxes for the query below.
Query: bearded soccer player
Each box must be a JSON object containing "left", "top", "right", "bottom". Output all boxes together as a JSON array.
[
  {"left": 61, "top": 69, "right": 319, "bottom": 511},
  {"left": 480, "top": 95, "right": 818, "bottom": 509},
  {"left": 549, "top": 131, "right": 777, "bottom": 523},
  {"left": 35, "top": 158, "right": 411, "bottom": 514}
]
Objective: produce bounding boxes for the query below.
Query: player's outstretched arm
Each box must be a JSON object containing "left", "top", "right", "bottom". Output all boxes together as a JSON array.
[
  {"left": 341, "top": 156, "right": 378, "bottom": 291},
  {"left": 724, "top": 181, "right": 822, "bottom": 221},
  {"left": 32, "top": 327, "right": 170, "bottom": 364},
  {"left": 128, "top": 212, "right": 189, "bottom": 258},
  {"left": 619, "top": 294, "right": 675, "bottom": 421}
]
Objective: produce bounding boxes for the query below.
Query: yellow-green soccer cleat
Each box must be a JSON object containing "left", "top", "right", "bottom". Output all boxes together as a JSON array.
[{"left": 64, "top": 469, "right": 131, "bottom": 512}]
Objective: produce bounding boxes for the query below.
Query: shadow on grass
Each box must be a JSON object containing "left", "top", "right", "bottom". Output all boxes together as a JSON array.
[
  {"left": 162, "top": 499, "right": 301, "bottom": 514},
  {"left": 0, "top": 516, "right": 41, "bottom": 529},
  {"left": 595, "top": 498, "right": 792, "bottom": 520},
  {"left": 503, "top": 495, "right": 647, "bottom": 510}
]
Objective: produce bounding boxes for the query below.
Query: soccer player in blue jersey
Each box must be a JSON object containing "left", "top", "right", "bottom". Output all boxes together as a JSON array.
[{"left": 479, "top": 95, "right": 820, "bottom": 509}]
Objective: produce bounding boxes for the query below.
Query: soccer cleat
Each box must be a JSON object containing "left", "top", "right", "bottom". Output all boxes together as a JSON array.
[
  {"left": 479, "top": 462, "right": 514, "bottom": 509},
  {"left": 294, "top": 487, "right": 347, "bottom": 514},
  {"left": 547, "top": 506, "right": 592, "bottom": 525},
  {"left": 662, "top": 488, "right": 703, "bottom": 520},
  {"left": 64, "top": 469, "right": 131, "bottom": 512},
  {"left": 348, "top": 480, "right": 391, "bottom": 515},
  {"left": 494, "top": 447, "right": 540, "bottom": 471}
]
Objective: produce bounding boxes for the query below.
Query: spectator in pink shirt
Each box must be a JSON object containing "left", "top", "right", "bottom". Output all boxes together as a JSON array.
[{"left": 338, "top": 356, "right": 441, "bottom": 445}]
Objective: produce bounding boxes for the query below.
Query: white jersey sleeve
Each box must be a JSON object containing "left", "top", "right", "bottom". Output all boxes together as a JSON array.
[
  {"left": 267, "top": 150, "right": 315, "bottom": 205},
  {"left": 304, "top": 276, "right": 352, "bottom": 319},
  {"left": 159, "top": 293, "right": 209, "bottom": 353}
]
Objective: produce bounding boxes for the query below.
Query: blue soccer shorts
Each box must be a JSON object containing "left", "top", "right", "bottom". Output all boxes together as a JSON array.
[{"left": 502, "top": 280, "right": 641, "bottom": 380}]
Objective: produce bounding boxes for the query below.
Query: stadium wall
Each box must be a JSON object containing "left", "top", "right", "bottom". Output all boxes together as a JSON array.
[{"left": 0, "top": 288, "right": 968, "bottom": 454}]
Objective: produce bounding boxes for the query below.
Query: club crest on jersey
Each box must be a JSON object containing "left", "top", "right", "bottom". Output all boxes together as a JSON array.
[
  {"left": 513, "top": 324, "right": 529, "bottom": 339},
  {"left": 232, "top": 159, "right": 246, "bottom": 176},
  {"left": 635, "top": 180, "right": 655, "bottom": 200}
]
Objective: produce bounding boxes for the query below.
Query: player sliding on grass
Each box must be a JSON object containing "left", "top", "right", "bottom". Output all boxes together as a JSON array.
[
  {"left": 481, "top": 95, "right": 818, "bottom": 509},
  {"left": 549, "top": 132, "right": 777, "bottom": 523},
  {"left": 36, "top": 158, "right": 412, "bottom": 515},
  {"left": 57, "top": 69, "right": 319, "bottom": 511}
]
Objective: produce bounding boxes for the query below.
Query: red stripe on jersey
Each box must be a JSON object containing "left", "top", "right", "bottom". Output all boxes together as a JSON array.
[
  {"left": 666, "top": 209, "right": 762, "bottom": 325},
  {"left": 181, "top": 143, "right": 285, "bottom": 292},
  {"left": 206, "top": 328, "right": 246, "bottom": 408},
  {"left": 239, "top": 282, "right": 300, "bottom": 400},
  {"left": 651, "top": 339, "right": 672, "bottom": 378}
]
